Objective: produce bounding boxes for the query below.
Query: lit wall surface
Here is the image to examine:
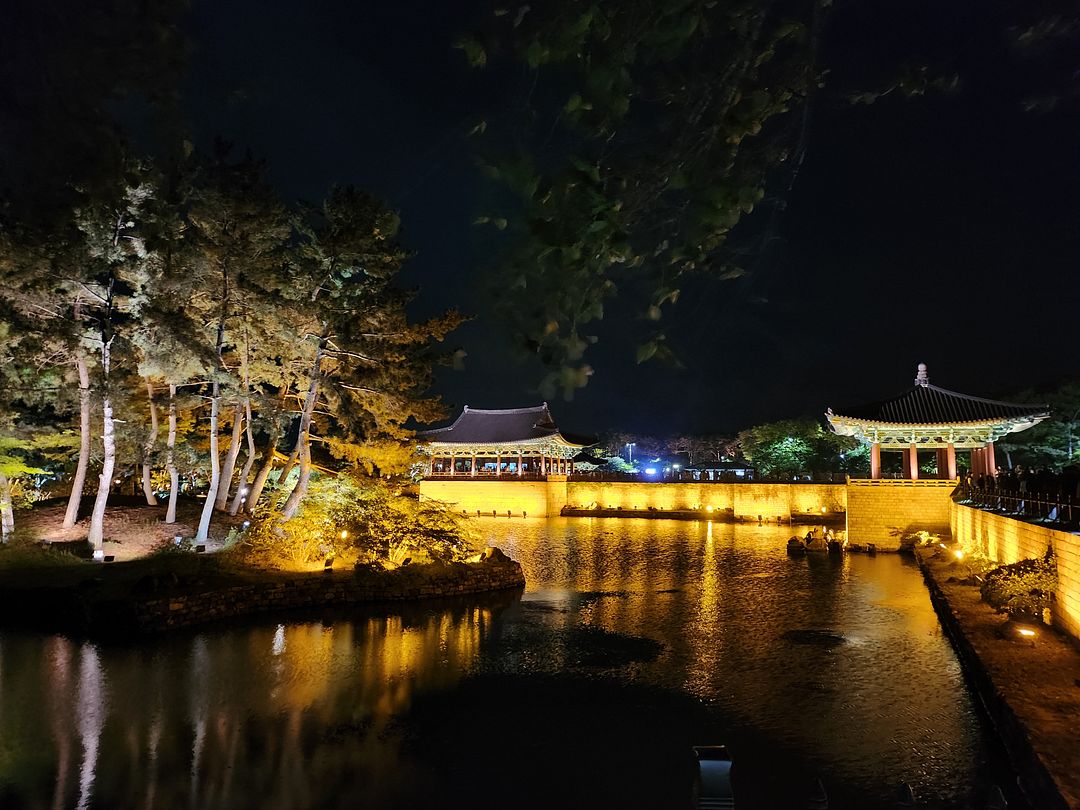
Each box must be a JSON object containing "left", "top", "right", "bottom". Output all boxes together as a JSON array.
[
  {"left": 952, "top": 502, "right": 1080, "bottom": 642},
  {"left": 845, "top": 480, "right": 954, "bottom": 550},
  {"left": 419, "top": 480, "right": 847, "bottom": 519}
]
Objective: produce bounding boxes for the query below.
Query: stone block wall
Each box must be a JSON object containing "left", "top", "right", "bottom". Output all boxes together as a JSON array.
[
  {"left": 133, "top": 559, "right": 526, "bottom": 633},
  {"left": 952, "top": 502, "right": 1080, "bottom": 642},
  {"left": 845, "top": 479, "right": 954, "bottom": 550},
  {"left": 419, "top": 480, "right": 560, "bottom": 516},
  {"left": 420, "top": 479, "right": 848, "bottom": 519}
]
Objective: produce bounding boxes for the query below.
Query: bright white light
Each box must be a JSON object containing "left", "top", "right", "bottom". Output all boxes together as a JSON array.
[
  {"left": 1018, "top": 628, "right": 1036, "bottom": 637},
  {"left": 645, "top": 467, "right": 657, "bottom": 475},
  {"left": 673, "top": 464, "right": 681, "bottom": 469}
]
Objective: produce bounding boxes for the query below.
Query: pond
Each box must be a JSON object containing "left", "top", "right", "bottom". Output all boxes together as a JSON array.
[{"left": 0, "top": 518, "right": 1018, "bottom": 809}]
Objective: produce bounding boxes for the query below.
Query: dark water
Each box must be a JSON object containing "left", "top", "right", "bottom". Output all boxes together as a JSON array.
[{"left": 0, "top": 519, "right": 1016, "bottom": 809}]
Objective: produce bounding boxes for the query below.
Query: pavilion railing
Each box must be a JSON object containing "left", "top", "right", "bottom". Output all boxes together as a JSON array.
[
  {"left": 956, "top": 484, "right": 1079, "bottom": 530},
  {"left": 567, "top": 472, "right": 848, "bottom": 483},
  {"left": 423, "top": 472, "right": 551, "bottom": 481}
]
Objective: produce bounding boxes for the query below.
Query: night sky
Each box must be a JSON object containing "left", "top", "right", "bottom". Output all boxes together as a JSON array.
[{"left": 55, "top": 2, "right": 1080, "bottom": 435}]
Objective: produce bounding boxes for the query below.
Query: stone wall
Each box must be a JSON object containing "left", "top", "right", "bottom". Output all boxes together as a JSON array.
[
  {"left": 568, "top": 481, "right": 846, "bottom": 521},
  {"left": 129, "top": 559, "right": 526, "bottom": 633},
  {"left": 951, "top": 502, "right": 1080, "bottom": 642},
  {"left": 421, "top": 479, "right": 847, "bottom": 520},
  {"left": 419, "top": 479, "right": 560, "bottom": 516},
  {"left": 845, "top": 479, "right": 954, "bottom": 550}
]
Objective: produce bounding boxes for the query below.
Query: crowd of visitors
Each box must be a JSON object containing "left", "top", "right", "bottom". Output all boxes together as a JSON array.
[
  {"left": 964, "top": 465, "right": 1080, "bottom": 526},
  {"left": 967, "top": 466, "right": 1080, "bottom": 500}
]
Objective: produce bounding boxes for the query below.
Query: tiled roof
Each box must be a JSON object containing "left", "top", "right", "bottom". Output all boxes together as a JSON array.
[
  {"left": 420, "top": 404, "right": 590, "bottom": 445},
  {"left": 830, "top": 384, "right": 1049, "bottom": 425}
]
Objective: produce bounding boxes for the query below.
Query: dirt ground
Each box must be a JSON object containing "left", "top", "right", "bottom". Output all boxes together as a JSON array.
[{"left": 15, "top": 496, "right": 247, "bottom": 561}]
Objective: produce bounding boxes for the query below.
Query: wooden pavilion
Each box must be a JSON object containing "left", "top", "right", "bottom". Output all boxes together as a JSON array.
[
  {"left": 419, "top": 404, "right": 592, "bottom": 478},
  {"left": 826, "top": 364, "right": 1049, "bottom": 480}
]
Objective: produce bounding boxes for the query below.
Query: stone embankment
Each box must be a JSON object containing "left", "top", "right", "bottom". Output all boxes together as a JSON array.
[
  {"left": 917, "top": 548, "right": 1080, "bottom": 810},
  {"left": 0, "top": 551, "right": 525, "bottom": 637}
]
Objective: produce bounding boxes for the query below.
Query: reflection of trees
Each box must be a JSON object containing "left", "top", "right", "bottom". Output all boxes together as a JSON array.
[{"left": 0, "top": 602, "right": 493, "bottom": 809}]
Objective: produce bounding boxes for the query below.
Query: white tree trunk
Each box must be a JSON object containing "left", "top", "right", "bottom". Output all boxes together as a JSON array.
[
  {"left": 165, "top": 384, "right": 179, "bottom": 524},
  {"left": 62, "top": 352, "right": 92, "bottom": 529},
  {"left": 141, "top": 379, "right": 159, "bottom": 506},
  {"left": 0, "top": 470, "right": 14, "bottom": 541},
  {"left": 87, "top": 340, "right": 115, "bottom": 559},
  {"left": 215, "top": 402, "right": 244, "bottom": 511},
  {"left": 195, "top": 383, "right": 221, "bottom": 543},
  {"left": 228, "top": 399, "right": 257, "bottom": 515}
]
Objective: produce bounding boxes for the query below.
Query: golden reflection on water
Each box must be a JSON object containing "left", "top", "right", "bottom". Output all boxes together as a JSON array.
[
  {"left": 0, "top": 519, "right": 992, "bottom": 809},
  {"left": 0, "top": 604, "right": 488, "bottom": 809},
  {"left": 480, "top": 517, "right": 982, "bottom": 798}
]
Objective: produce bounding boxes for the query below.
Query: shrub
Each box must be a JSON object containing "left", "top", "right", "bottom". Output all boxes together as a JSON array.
[
  {"left": 980, "top": 546, "right": 1057, "bottom": 619},
  {"left": 238, "top": 475, "right": 475, "bottom": 569}
]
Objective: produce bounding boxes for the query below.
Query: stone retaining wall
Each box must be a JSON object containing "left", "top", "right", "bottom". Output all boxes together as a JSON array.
[
  {"left": 420, "top": 479, "right": 847, "bottom": 520},
  {"left": 845, "top": 479, "right": 955, "bottom": 550},
  {"left": 130, "top": 559, "right": 526, "bottom": 633},
  {"left": 951, "top": 501, "right": 1080, "bottom": 643}
]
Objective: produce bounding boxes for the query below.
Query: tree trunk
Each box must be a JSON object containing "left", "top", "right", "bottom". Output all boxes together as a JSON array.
[
  {"left": 87, "top": 339, "right": 115, "bottom": 560},
  {"left": 165, "top": 384, "right": 180, "bottom": 524},
  {"left": 246, "top": 438, "right": 279, "bottom": 514},
  {"left": 215, "top": 402, "right": 244, "bottom": 511},
  {"left": 276, "top": 330, "right": 327, "bottom": 489},
  {"left": 62, "top": 350, "right": 92, "bottom": 529},
  {"left": 275, "top": 442, "right": 301, "bottom": 491},
  {"left": 0, "top": 470, "right": 14, "bottom": 541},
  {"left": 195, "top": 383, "right": 221, "bottom": 543},
  {"left": 228, "top": 399, "right": 257, "bottom": 515},
  {"left": 141, "top": 379, "right": 160, "bottom": 506},
  {"left": 280, "top": 332, "right": 327, "bottom": 521},
  {"left": 280, "top": 435, "right": 312, "bottom": 520}
]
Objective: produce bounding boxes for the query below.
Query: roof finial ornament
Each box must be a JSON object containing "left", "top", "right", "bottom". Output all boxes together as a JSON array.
[{"left": 915, "top": 363, "right": 929, "bottom": 387}]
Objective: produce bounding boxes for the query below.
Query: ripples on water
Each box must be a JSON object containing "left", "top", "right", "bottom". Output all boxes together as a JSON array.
[{"left": 0, "top": 519, "right": 1014, "bottom": 809}]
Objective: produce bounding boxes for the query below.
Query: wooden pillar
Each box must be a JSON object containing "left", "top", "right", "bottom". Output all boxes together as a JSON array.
[
  {"left": 470, "top": 453, "right": 476, "bottom": 477},
  {"left": 946, "top": 443, "right": 957, "bottom": 480},
  {"left": 496, "top": 452, "right": 501, "bottom": 477},
  {"left": 971, "top": 448, "right": 983, "bottom": 478},
  {"left": 870, "top": 443, "right": 881, "bottom": 479},
  {"left": 449, "top": 453, "right": 455, "bottom": 476},
  {"left": 908, "top": 443, "right": 919, "bottom": 480},
  {"left": 935, "top": 448, "right": 947, "bottom": 479},
  {"left": 985, "top": 441, "right": 997, "bottom": 478},
  {"left": 517, "top": 452, "right": 523, "bottom": 476}
]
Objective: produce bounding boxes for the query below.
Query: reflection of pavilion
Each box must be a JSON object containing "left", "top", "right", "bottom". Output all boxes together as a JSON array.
[
  {"left": 419, "top": 404, "right": 592, "bottom": 478},
  {"left": 827, "top": 364, "right": 1049, "bottom": 480}
]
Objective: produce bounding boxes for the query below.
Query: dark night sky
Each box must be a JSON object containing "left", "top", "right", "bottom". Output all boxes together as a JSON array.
[{"left": 184, "top": 0, "right": 1080, "bottom": 436}]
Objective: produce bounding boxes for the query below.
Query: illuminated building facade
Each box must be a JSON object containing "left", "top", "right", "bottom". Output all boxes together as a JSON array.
[
  {"left": 826, "top": 363, "right": 1049, "bottom": 480},
  {"left": 419, "top": 404, "right": 592, "bottom": 478}
]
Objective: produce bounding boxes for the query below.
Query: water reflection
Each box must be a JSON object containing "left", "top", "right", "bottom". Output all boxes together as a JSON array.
[
  {"left": 0, "top": 600, "right": 496, "bottom": 809},
  {"left": 0, "top": 520, "right": 1012, "bottom": 809},
  {"left": 479, "top": 517, "right": 1000, "bottom": 808}
]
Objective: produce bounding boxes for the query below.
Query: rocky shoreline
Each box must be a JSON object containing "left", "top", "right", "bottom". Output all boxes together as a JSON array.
[
  {"left": 916, "top": 547, "right": 1080, "bottom": 810},
  {"left": 0, "top": 551, "right": 525, "bottom": 637}
]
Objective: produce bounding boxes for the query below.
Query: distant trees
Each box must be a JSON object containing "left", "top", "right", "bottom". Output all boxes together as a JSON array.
[
  {"left": 995, "top": 382, "right": 1080, "bottom": 471},
  {"left": 0, "top": 146, "right": 460, "bottom": 550},
  {"left": 735, "top": 417, "right": 864, "bottom": 478}
]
